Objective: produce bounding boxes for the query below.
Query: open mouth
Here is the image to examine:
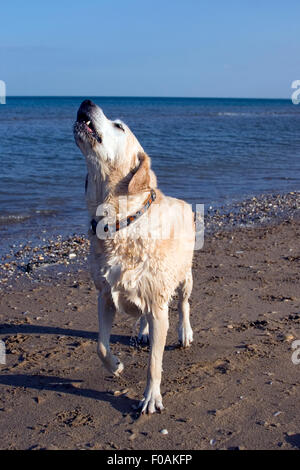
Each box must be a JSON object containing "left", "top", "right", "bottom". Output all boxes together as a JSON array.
[{"left": 75, "top": 111, "right": 102, "bottom": 143}]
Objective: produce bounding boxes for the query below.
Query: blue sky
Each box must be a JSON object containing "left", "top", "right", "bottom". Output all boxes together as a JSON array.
[{"left": 0, "top": 0, "right": 299, "bottom": 98}]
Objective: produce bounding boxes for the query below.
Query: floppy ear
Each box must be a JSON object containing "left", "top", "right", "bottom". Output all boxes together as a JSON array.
[{"left": 128, "top": 152, "right": 151, "bottom": 194}]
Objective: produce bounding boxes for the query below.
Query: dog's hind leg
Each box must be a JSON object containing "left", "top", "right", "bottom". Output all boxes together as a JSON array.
[
  {"left": 138, "top": 315, "right": 149, "bottom": 344},
  {"left": 178, "top": 268, "right": 193, "bottom": 348},
  {"left": 97, "top": 292, "right": 124, "bottom": 376},
  {"left": 139, "top": 304, "right": 169, "bottom": 414}
]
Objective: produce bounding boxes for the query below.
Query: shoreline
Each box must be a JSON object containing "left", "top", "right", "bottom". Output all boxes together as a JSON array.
[{"left": 0, "top": 190, "right": 299, "bottom": 287}]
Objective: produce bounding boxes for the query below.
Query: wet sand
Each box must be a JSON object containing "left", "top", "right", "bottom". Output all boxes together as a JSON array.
[{"left": 0, "top": 193, "right": 300, "bottom": 450}]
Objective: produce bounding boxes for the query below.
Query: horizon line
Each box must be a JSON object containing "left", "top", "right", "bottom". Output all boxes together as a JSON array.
[{"left": 4, "top": 95, "right": 290, "bottom": 101}]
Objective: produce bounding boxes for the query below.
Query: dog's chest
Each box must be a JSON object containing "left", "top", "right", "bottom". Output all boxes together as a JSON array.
[{"left": 90, "top": 234, "right": 152, "bottom": 287}]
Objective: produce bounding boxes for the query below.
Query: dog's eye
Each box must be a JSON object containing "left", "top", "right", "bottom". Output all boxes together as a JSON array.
[{"left": 114, "top": 122, "right": 125, "bottom": 132}]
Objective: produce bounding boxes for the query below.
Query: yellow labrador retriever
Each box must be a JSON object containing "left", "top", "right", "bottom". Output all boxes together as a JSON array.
[{"left": 74, "top": 100, "right": 195, "bottom": 413}]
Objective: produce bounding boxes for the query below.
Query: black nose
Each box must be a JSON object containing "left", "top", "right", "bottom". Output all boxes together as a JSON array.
[
  {"left": 81, "top": 100, "right": 95, "bottom": 107},
  {"left": 80, "top": 99, "right": 95, "bottom": 109},
  {"left": 77, "top": 99, "right": 96, "bottom": 121}
]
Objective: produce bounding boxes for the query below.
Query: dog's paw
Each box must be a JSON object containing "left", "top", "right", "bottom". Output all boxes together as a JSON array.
[
  {"left": 139, "top": 391, "right": 164, "bottom": 414},
  {"left": 112, "top": 360, "right": 124, "bottom": 377},
  {"left": 178, "top": 326, "right": 193, "bottom": 348},
  {"left": 103, "top": 356, "right": 124, "bottom": 376},
  {"left": 98, "top": 349, "right": 124, "bottom": 377}
]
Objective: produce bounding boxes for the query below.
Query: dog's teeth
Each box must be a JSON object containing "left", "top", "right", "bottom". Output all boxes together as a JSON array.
[{"left": 86, "top": 121, "right": 91, "bottom": 126}]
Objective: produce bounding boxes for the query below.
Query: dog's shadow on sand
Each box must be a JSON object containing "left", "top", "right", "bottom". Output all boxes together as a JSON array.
[
  {"left": 0, "top": 323, "right": 130, "bottom": 346},
  {"left": 0, "top": 373, "right": 139, "bottom": 416},
  {"left": 0, "top": 323, "right": 141, "bottom": 415}
]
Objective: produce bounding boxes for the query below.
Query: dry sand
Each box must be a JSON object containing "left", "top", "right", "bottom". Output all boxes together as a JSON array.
[{"left": 0, "top": 215, "right": 300, "bottom": 450}]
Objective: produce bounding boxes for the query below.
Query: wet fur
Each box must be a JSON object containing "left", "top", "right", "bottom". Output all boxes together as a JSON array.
[{"left": 74, "top": 101, "right": 195, "bottom": 413}]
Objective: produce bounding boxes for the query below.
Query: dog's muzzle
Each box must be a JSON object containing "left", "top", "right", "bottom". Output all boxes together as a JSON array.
[{"left": 74, "top": 99, "right": 102, "bottom": 144}]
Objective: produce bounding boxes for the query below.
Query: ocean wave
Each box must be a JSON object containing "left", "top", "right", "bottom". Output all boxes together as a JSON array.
[
  {"left": 0, "top": 210, "right": 58, "bottom": 226},
  {"left": 217, "top": 112, "right": 243, "bottom": 116},
  {"left": 0, "top": 214, "right": 32, "bottom": 225},
  {"left": 216, "top": 111, "right": 300, "bottom": 117},
  {"left": 177, "top": 110, "right": 300, "bottom": 118}
]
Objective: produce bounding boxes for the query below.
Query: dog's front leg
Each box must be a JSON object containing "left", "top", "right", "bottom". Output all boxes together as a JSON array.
[
  {"left": 97, "top": 292, "right": 124, "bottom": 376},
  {"left": 140, "top": 305, "right": 169, "bottom": 414}
]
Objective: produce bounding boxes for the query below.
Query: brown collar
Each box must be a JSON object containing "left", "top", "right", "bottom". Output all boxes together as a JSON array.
[{"left": 90, "top": 189, "right": 156, "bottom": 235}]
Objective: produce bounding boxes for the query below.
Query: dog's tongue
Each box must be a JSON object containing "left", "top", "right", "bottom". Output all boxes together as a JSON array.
[{"left": 85, "top": 123, "right": 93, "bottom": 133}]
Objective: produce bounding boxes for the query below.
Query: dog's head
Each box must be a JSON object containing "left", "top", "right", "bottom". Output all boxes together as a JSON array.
[
  {"left": 74, "top": 99, "right": 156, "bottom": 194},
  {"left": 73, "top": 99, "right": 144, "bottom": 167}
]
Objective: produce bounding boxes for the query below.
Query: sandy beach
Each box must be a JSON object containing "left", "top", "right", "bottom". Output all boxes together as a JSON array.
[{"left": 0, "top": 193, "right": 300, "bottom": 450}]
